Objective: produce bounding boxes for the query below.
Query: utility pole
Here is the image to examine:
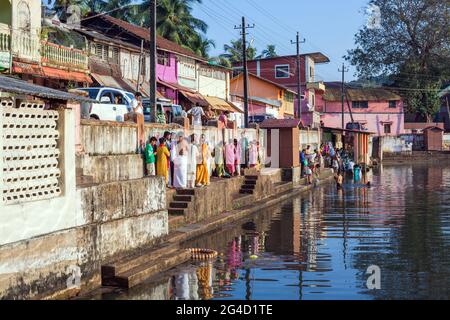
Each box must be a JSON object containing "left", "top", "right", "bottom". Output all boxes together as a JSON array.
[
  {"left": 338, "top": 63, "right": 349, "bottom": 129},
  {"left": 136, "top": 40, "right": 144, "bottom": 92},
  {"left": 235, "top": 17, "right": 254, "bottom": 128},
  {"left": 291, "top": 32, "right": 305, "bottom": 120},
  {"left": 149, "top": 0, "right": 157, "bottom": 122}
]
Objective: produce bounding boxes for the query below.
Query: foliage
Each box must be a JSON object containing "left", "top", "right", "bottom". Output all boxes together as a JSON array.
[
  {"left": 346, "top": 0, "right": 450, "bottom": 118},
  {"left": 219, "top": 39, "right": 257, "bottom": 66},
  {"left": 258, "top": 45, "right": 277, "bottom": 59}
]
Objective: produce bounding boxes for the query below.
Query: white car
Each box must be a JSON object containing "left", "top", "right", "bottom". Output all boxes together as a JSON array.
[{"left": 78, "top": 87, "right": 135, "bottom": 121}]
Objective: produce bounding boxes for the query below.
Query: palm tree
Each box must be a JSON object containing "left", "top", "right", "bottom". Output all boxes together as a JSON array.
[
  {"left": 188, "top": 35, "right": 215, "bottom": 58},
  {"left": 219, "top": 39, "right": 257, "bottom": 65},
  {"left": 258, "top": 44, "right": 277, "bottom": 59},
  {"left": 132, "top": 0, "right": 206, "bottom": 46}
]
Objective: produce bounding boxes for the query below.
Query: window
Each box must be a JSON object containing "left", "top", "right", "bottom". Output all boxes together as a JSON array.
[
  {"left": 285, "top": 91, "right": 294, "bottom": 103},
  {"left": 157, "top": 51, "right": 170, "bottom": 66},
  {"left": 309, "top": 66, "right": 314, "bottom": 81},
  {"left": 112, "top": 47, "right": 120, "bottom": 64},
  {"left": 99, "top": 90, "right": 114, "bottom": 104},
  {"left": 140, "top": 56, "right": 146, "bottom": 76},
  {"left": 112, "top": 91, "right": 126, "bottom": 105},
  {"left": 384, "top": 123, "right": 391, "bottom": 134},
  {"left": 389, "top": 100, "right": 397, "bottom": 108},
  {"left": 352, "top": 101, "right": 369, "bottom": 108},
  {"left": 93, "top": 43, "right": 109, "bottom": 61},
  {"left": 275, "top": 65, "right": 290, "bottom": 78}
]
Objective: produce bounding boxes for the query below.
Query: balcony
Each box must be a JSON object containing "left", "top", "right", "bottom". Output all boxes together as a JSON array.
[
  {"left": 41, "top": 41, "right": 88, "bottom": 71},
  {"left": 11, "top": 30, "right": 40, "bottom": 62},
  {"left": 0, "top": 24, "right": 11, "bottom": 70},
  {"left": 307, "top": 81, "right": 326, "bottom": 93}
]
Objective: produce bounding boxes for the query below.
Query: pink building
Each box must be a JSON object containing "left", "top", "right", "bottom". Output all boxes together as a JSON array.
[
  {"left": 318, "top": 84, "right": 405, "bottom": 136},
  {"left": 233, "top": 52, "right": 329, "bottom": 127}
]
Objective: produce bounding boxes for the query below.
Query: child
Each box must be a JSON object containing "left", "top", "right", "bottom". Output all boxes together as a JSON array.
[
  {"left": 144, "top": 137, "right": 157, "bottom": 176},
  {"left": 305, "top": 164, "right": 313, "bottom": 184},
  {"left": 156, "top": 137, "right": 170, "bottom": 185},
  {"left": 336, "top": 173, "right": 343, "bottom": 189}
]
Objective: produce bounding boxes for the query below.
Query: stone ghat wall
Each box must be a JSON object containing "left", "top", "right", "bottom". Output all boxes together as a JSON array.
[
  {"left": 382, "top": 151, "right": 450, "bottom": 162},
  {"left": 0, "top": 176, "right": 168, "bottom": 300},
  {"left": 78, "top": 120, "right": 265, "bottom": 185},
  {"left": 182, "top": 169, "right": 283, "bottom": 224}
]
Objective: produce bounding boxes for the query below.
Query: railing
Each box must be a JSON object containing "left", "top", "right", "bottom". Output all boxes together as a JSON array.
[
  {"left": 41, "top": 41, "right": 89, "bottom": 71},
  {"left": 0, "top": 25, "right": 11, "bottom": 69},
  {"left": 0, "top": 30, "right": 10, "bottom": 52},
  {"left": 11, "top": 30, "right": 40, "bottom": 62}
]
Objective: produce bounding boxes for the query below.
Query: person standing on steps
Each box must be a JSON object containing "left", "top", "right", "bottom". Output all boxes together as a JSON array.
[
  {"left": 195, "top": 134, "right": 210, "bottom": 187},
  {"left": 144, "top": 136, "right": 157, "bottom": 176},
  {"left": 156, "top": 137, "right": 170, "bottom": 185},
  {"left": 187, "top": 134, "right": 199, "bottom": 189}
]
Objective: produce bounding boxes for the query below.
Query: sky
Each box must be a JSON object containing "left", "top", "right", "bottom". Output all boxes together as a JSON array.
[{"left": 192, "top": 0, "right": 372, "bottom": 82}]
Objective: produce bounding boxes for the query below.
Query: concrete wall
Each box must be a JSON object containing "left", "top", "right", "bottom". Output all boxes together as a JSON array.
[
  {"left": 443, "top": 133, "right": 450, "bottom": 150},
  {"left": 380, "top": 136, "right": 413, "bottom": 155},
  {"left": 1, "top": 114, "right": 169, "bottom": 299},
  {"left": 0, "top": 109, "right": 77, "bottom": 246}
]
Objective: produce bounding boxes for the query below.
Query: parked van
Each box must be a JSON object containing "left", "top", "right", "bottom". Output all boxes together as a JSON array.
[{"left": 78, "top": 87, "right": 135, "bottom": 121}]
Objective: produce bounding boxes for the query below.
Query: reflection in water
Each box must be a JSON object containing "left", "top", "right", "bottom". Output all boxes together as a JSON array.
[{"left": 100, "top": 164, "right": 450, "bottom": 300}]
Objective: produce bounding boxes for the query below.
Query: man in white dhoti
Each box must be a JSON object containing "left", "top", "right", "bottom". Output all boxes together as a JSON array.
[
  {"left": 173, "top": 133, "right": 188, "bottom": 189},
  {"left": 187, "top": 134, "right": 199, "bottom": 188},
  {"left": 248, "top": 140, "right": 258, "bottom": 168}
]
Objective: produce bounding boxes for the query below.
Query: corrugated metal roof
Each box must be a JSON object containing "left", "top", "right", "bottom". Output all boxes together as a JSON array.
[{"left": 0, "top": 75, "right": 94, "bottom": 102}]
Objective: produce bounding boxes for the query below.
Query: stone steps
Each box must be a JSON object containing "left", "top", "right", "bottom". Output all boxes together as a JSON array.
[
  {"left": 239, "top": 174, "right": 259, "bottom": 195},
  {"left": 176, "top": 188, "right": 196, "bottom": 196},
  {"left": 167, "top": 188, "right": 196, "bottom": 225},
  {"left": 170, "top": 201, "right": 190, "bottom": 209},
  {"left": 173, "top": 195, "right": 193, "bottom": 202},
  {"left": 113, "top": 249, "right": 192, "bottom": 288},
  {"left": 102, "top": 245, "right": 179, "bottom": 284}
]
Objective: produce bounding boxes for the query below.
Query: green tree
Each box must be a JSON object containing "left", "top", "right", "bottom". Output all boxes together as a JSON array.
[
  {"left": 219, "top": 39, "right": 257, "bottom": 66},
  {"left": 188, "top": 35, "right": 215, "bottom": 58},
  {"left": 346, "top": 0, "right": 450, "bottom": 119},
  {"left": 258, "top": 44, "right": 278, "bottom": 59}
]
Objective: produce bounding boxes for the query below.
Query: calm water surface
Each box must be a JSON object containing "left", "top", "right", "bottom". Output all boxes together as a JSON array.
[{"left": 97, "top": 164, "right": 450, "bottom": 300}]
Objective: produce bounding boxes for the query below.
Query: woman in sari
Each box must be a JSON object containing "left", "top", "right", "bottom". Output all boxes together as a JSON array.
[
  {"left": 195, "top": 134, "right": 210, "bottom": 187},
  {"left": 156, "top": 137, "right": 170, "bottom": 185}
]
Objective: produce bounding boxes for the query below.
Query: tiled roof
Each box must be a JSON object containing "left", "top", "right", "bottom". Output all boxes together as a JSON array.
[
  {"left": 323, "top": 87, "right": 402, "bottom": 101},
  {"left": 98, "top": 15, "right": 206, "bottom": 62},
  {"left": 259, "top": 119, "right": 302, "bottom": 128}
]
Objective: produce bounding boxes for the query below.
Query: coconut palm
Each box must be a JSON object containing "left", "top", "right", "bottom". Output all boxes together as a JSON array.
[
  {"left": 188, "top": 35, "right": 215, "bottom": 58},
  {"left": 259, "top": 44, "right": 278, "bottom": 58},
  {"left": 132, "top": 0, "right": 206, "bottom": 45},
  {"left": 220, "top": 39, "right": 257, "bottom": 65}
]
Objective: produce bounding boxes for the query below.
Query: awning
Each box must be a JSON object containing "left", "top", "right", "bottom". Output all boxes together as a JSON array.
[
  {"left": 204, "top": 96, "right": 243, "bottom": 113},
  {"left": 42, "top": 66, "right": 92, "bottom": 83},
  {"left": 12, "top": 61, "right": 43, "bottom": 76},
  {"left": 91, "top": 73, "right": 134, "bottom": 91},
  {"left": 179, "top": 89, "right": 209, "bottom": 107}
]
